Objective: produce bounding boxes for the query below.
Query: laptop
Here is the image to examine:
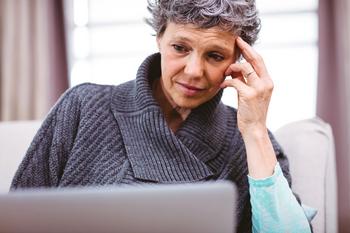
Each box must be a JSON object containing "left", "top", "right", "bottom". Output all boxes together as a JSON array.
[{"left": 0, "top": 181, "right": 236, "bottom": 233}]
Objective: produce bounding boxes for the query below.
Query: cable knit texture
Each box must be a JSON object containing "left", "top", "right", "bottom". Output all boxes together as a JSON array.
[{"left": 11, "top": 53, "right": 291, "bottom": 233}]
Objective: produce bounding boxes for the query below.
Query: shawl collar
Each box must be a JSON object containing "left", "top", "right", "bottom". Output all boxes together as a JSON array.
[{"left": 111, "top": 53, "right": 229, "bottom": 183}]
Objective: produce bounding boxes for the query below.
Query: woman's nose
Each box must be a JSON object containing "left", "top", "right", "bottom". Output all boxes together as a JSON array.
[{"left": 184, "top": 54, "right": 204, "bottom": 78}]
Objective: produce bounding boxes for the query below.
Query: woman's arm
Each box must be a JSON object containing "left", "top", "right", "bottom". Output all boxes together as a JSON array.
[
  {"left": 249, "top": 162, "right": 311, "bottom": 233},
  {"left": 222, "top": 37, "right": 311, "bottom": 231},
  {"left": 221, "top": 36, "right": 277, "bottom": 179}
]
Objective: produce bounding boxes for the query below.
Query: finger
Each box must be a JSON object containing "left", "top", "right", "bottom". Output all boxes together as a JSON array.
[
  {"left": 225, "top": 68, "right": 242, "bottom": 79},
  {"left": 225, "top": 63, "right": 252, "bottom": 76},
  {"left": 236, "top": 37, "right": 268, "bottom": 77},
  {"left": 220, "top": 76, "right": 250, "bottom": 93},
  {"left": 225, "top": 62, "right": 258, "bottom": 78},
  {"left": 225, "top": 63, "right": 259, "bottom": 85}
]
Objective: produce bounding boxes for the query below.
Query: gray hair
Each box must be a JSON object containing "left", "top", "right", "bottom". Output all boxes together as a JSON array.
[{"left": 146, "top": 0, "right": 261, "bottom": 45}]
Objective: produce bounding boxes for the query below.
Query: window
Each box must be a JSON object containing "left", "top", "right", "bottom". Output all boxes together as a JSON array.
[
  {"left": 64, "top": 0, "right": 156, "bottom": 87},
  {"left": 64, "top": 0, "right": 318, "bottom": 130},
  {"left": 254, "top": 0, "right": 319, "bottom": 130}
]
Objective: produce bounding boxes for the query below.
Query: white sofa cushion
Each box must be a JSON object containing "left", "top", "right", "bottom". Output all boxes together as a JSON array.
[{"left": 0, "top": 121, "right": 41, "bottom": 192}]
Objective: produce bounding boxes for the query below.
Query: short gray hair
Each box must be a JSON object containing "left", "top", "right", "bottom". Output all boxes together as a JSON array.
[{"left": 146, "top": 0, "right": 261, "bottom": 45}]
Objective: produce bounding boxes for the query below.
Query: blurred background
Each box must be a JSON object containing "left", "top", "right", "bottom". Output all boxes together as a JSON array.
[{"left": 0, "top": 0, "right": 349, "bottom": 231}]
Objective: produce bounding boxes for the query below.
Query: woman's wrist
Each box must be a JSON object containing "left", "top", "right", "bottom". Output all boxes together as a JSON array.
[
  {"left": 240, "top": 123, "right": 268, "bottom": 141},
  {"left": 242, "top": 125, "right": 278, "bottom": 179}
]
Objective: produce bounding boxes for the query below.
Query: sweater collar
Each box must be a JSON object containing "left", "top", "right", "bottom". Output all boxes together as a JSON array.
[{"left": 111, "top": 53, "right": 228, "bottom": 183}]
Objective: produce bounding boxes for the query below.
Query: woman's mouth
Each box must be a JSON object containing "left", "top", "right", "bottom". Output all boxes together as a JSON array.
[{"left": 176, "top": 82, "right": 205, "bottom": 97}]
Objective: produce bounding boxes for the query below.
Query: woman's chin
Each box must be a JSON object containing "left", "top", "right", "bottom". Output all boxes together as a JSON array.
[{"left": 173, "top": 97, "right": 203, "bottom": 110}]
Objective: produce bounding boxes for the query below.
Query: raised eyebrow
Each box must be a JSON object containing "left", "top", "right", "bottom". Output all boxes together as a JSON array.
[
  {"left": 209, "top": 45, "right": 232, "bottom": 53},
  {"left": 172, "top": 36, "right": 234, "bottom": 55},
  {"left": 173, "top": 36, "right": 231, "bottom": 49},
  {"left": 172, "top": 36, "right": 193, "bottom": 43}
]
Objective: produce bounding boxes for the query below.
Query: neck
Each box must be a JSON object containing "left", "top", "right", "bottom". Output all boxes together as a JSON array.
[{"left": 152, "top": 78, "right": 191, "bottom": 132}]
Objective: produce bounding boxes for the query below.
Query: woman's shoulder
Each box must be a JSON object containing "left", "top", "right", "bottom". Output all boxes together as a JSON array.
[
  {"left": 59, "top": 81, "right": 133, "bottom": 106},
  {"left": 66, "top": 82, "right": 114, "bottom": 99},
  {"left": 45, "top": 83, "right": 119, "bottom": 120}
]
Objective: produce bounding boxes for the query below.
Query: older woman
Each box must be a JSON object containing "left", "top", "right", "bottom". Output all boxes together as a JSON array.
[{"left": 11, "top": 0, "right": 313, "bottom": 232}]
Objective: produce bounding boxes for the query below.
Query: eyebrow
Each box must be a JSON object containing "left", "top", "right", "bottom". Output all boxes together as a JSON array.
[
  {"left": 210, "top": 45, "right": 233, "bottom": 53},
  {"left": 173, "top": 36, "right": 233, "bottom": 53}
]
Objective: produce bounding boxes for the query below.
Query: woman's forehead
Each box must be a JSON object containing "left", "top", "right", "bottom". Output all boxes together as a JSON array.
[
  {"left": 163, "top": 23, "right": 236, "bottom": 51},
  {"left": 165, "top": 22, "right": 234, "bottom": 37}
]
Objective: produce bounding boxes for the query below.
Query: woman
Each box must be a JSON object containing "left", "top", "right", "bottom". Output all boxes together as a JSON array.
[{"left": 11, "top": 0, "right": 313, "bottom": 232}]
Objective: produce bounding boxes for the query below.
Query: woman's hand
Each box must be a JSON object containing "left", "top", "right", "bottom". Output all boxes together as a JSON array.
[
  {"left": 221, "top": 37, "right": 273, "bottom": 136},
  {"left": 221, "top": 37, "right": 277, "bottom": 179}
]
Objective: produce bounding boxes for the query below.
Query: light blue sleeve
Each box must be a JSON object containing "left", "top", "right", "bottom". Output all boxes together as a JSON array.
[{"left": 248, "top": 163, "right": 312, "bottom": 233}]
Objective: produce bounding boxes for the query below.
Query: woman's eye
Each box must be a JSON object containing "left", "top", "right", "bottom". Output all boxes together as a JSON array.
[
  {"left": 172, "top": 44, "right": 188, "bottom": 53},
  {"left": 208, "top": 53, "right": 224, "bottom": 62}
]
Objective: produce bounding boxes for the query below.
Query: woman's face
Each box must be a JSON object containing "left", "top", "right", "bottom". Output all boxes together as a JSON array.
[{"left": 157, "top": 22, "right": 237, "bottom": 109}]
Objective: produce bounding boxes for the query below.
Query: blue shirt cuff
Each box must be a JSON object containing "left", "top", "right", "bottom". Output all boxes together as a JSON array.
[{"left": 247, "top": 162, "right": 281, "bottom": 187}]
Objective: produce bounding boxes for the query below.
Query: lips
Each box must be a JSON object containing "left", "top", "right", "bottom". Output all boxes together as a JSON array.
[{"left": 176, "top": 82, "right": 206, "bottom": 96}]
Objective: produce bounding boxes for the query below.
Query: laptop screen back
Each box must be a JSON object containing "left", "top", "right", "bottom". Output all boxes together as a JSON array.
[{"left": 0, "top": 181, "right": 236, "bottom": 233}]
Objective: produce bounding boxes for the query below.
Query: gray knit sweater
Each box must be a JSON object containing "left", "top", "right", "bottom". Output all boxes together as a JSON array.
[{"left": 11, "top": 53, "right": 291, "bottom": 233}]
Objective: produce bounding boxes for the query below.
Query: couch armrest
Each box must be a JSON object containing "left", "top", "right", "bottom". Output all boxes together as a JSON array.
[{"left": 274, "top": 117, "right": 338, "bottom": 233}]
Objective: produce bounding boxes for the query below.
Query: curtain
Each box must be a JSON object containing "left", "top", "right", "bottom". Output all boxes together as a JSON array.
[
  {"left": 317, "top": 0, "right": 350, "bottom": 231},
  {"left": 0, "top": 0, "right": 69, "bottom": 121}
]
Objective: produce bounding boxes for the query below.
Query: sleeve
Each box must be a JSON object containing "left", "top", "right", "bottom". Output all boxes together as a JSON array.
[
  {"left": 10, "top": 85, "right": 84, "bottom": 190},
  {"left": 248, "top": 162, "right": 312, "bottom": 233}
]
